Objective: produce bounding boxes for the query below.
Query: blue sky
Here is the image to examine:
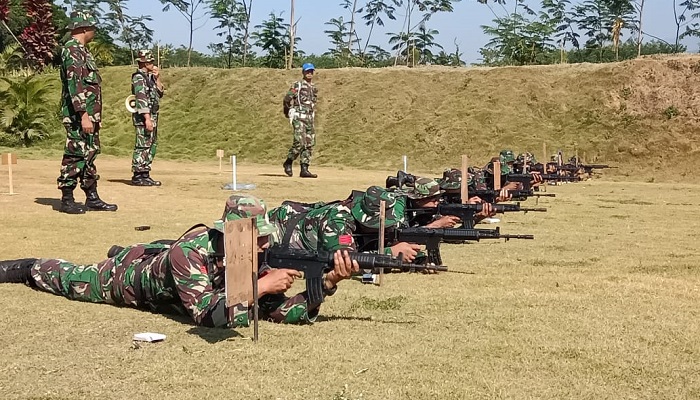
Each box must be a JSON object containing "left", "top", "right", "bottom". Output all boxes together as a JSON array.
[{"left": 119, "top": 1, "right": 696, "bottom": 64}]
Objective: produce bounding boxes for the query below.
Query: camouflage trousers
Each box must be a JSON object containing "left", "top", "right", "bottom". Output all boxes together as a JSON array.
[
  {"left": 287, "top": 116, "right": 315, "bottom": 165},
  {"left": 131, "top": 115, "right": 158, "bottom": 173},
  {"left": 29, "top": 248, "right": 319, "bottom": 327},
  {"left": 57, "top": 123, "right": 101, "bottom": 190},
  {"left": 30, "top": 243, "right": 171, "bottom": 307}
]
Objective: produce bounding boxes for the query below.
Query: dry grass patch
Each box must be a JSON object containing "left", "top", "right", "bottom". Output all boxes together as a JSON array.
[{"left": 0, "top": 158, "right": 699, "bottom": 399}]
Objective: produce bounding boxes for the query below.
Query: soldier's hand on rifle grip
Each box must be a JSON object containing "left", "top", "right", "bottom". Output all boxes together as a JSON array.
[
  {"left": 390, "top": 242, "right": 422, "bottom": 262},
  {"left": 425, "top": 215, "right": 461, "bottom": 228},
  {"left": 497, "top": 188, "right": 511, "bottom": 203},
  {"left": 327, "top": 250, "right": 360, "bottom": 286},
  {"left": 531, "top": 172, "right": 543, "bottom": 184},
  {"left": 81, "top": 112, "right": 94, "bottom": 134},
  {"left": 258, "top": 269, "right": 301, "bottom": 296}
]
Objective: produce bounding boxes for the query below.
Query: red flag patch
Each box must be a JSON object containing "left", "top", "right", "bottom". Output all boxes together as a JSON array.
[{"left": 339, "top": 235, "right": 353, "bottom": 246}]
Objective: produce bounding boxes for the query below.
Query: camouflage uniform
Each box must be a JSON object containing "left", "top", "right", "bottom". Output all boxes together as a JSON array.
[
  {"left": 6, "top": 196, "right": 319, "bottom": 327},
  {"left": 56, "top": 11, "right": 116, "bottom": 214},
  {"left": 438, "top": 168, "right": 488, "bottom": 192},
  {"left": 283, "top": 64, "right": 318, "bottom": 178},
  {"left": 130, "top": 50, "right": 164, "bottom": 185},
  {"left": 268, "top": 186, "right": 405, "bottom": 254}
]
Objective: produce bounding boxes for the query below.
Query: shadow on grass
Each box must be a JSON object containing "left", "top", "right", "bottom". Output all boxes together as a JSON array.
[
  {"left": 34, "top": 197, "right": 65, "bottom": 211},
  {"left": 316, "top": 314, "right": 416, "bottom": 325},
  {"left": 106, "top": 178, "right": 137, "bottom": 186},
  {"left": 258, "top": 173, "right": 290, "bottom": 177},
  {"left": 186, "top": 326, "right": 245, "bottom": 343}
]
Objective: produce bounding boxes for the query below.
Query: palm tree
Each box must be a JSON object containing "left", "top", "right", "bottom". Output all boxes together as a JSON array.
[
  {"left": 413, "top": 23, "right": 442, "bottom": 64},
  {"left": 0, "top": 43, "right": 24, "bottom": 75},
  {"left": 0, "top": 75, "right": 53, "bottom": 146}
]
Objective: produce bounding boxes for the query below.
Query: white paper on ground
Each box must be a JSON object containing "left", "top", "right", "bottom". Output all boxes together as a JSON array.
[
  {"left": 482, "top": 218, "right": 501, "bottom": 224},
  {"left": 133, "top": 332, "right": 167, "bottom": 342}
]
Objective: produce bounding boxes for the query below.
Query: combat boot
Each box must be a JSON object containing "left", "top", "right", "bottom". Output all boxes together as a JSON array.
[
  {"left": 283, "top": 158, "right": 294, "bottom": 177},
  {"left": 131, "top": 172, "right": 151, "bottom": 186},
  {"left": 300, "top": 163, "right": 317, "bottom": 178},
  {"left": 59, "top": 187, "right": 86, "bottom": 214},
  {"left": 143, "top": 172, "right": 162, "bottom": 186},
  {"left": 83, "top": 183, "right": 118, "bottom": 212},
  {"left": 0, "top": 258, "right": 37, "bottom": 285}
]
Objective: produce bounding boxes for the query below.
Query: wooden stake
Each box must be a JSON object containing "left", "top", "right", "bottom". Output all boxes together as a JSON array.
[
  {"left": 224, "top": 218, "right": 258, "bottom": 341},
  {"left": 461, "top": 155, "right": 469, "bottom": 204},
  {"left": 378, "top": 200, "right": 386, "bottom": 287},
  {"left": 493, "top": 160, "right": 501, "bottom": 190},
  {"left": 542, "top": 143, "right": 547, "bottom": 166},
  {"left": 216, "top": 149, "right": 224, "bottom": 173},
  {"left": 2, "top": 153, "right": 17, "bottom": 195}
]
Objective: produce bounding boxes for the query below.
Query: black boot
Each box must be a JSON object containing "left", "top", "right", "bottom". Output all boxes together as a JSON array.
[
  {"left": 84, "top": 183, "right": 118, "bottom": 212},
  {"left": 283, "top": 158, "right": 293, "bottom": 177},
  {"left": 59, "top": 187, "right": 86, "bottom": 214},
  {"left": 300, "top": 163, "right": 317, "bottom": 178},
  {"left": 143, "top": 172, "right": 162, "bottom": 186},
  {"left": 131, "top": 172, "right": 151, "bottom": 186},
  {"left": 0, "top": 258, "right": 37, "bottom": 285}
]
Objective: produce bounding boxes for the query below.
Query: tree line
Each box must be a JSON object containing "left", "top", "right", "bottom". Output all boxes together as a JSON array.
[{"left": 0, "top": 0, "right": 696, "bottom": 72}]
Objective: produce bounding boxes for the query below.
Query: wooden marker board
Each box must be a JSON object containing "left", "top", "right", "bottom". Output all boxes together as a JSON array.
[
  {"left": 493, "top": 160, "right": 502, "bottom": 190},
  {"left": 216, "top": 149, "right": 225, "bottom": 172},
  {"left": 461, "top": 155, "right": 469, "bottom": 204},
  {"left": 378, "top": 200, "right": 386, "bottom": 286},
  {"left": 224, "top": 218, "right": 259, "bottom": 341},
  {"left": 2, "top": 153, "right": 17, "bottom": 195}
]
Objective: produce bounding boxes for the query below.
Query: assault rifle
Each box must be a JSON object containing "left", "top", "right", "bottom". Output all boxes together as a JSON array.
[
  {"left": 442, "top": 189, "right": 555, "bottom": 204},
  {"left": 394, "top": 227, "right": 534, "bottom": 266},
  {"left": 406, "top": 202, "right": 547, "bottom": 229},
  {"left": 505, "top": 173, "right": 580, "bottom": 192},
  {"left": 263, "top": 246, "right": 444, "bottom": 304}
]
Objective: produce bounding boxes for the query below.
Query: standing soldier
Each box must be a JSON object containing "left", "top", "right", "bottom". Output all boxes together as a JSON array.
[
  {"left": 282, "top": 63, "right": 318, "bottom": 178},
  {"left": 130, "top": 49, "right": 164, "bottom": 186},
  {"left": 57, "top": 11, "right": 117, "bottom": 214}
]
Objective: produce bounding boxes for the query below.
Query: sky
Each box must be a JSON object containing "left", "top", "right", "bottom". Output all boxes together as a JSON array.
[{"left": 117, "top": 0, "right": 697, "bottom": 64}]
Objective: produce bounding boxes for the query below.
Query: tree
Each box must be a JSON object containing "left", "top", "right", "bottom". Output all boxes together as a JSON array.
[
  {"left": 252, "top": 11, "right": 301, "bottom": 69},
  {"left": 541, "top": 0, "right": 579, "bottom": 63},
  {"left": 340, "top": 0, "right": 360, "bottom": 55},
  {"left": 676, "top": 0, "right": 700, "bottom": 49},
  {"left": 18, "top": 0, "right": 56, "bottom": 70},
  {"left": 413, "top": 23, "right": 442, "bottom": 64},
  {"left": 0, "top": 75, "right": 53, "bottom": 146},
  {"left": 357, "top": 0, "right": 400, "bottom": 57},
  {"left": 479, "top": 1, "right": 557, "bottom": 66},
  {"left": 0, "top": 43, "right": 23, "bottom": 75},
  {"left": 209, "top": 0, "right": 245, "bottom": 68},
  {"left": 102, "top": 0, "right": 154, "bottom": 65},
  {"left": 160, "top": 0, "right": 207, "bottom": 67},
  {"left": 87, "top": 29, "right": 117, "bottom": 66}
]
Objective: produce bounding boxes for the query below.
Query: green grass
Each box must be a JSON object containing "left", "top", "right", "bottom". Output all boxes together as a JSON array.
[
  {"left": 0, "top": 158, "right": 699, "bottom": 399},
  {"left": 3, "top": 54, "right": 700, "bottom": 182}
]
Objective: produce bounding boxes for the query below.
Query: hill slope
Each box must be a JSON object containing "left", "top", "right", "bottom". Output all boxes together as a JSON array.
[{"left": 26, "top": 55, "right": 700, "bottom": 181}]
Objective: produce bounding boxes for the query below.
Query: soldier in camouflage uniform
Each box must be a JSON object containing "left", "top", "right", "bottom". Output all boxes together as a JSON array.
[
  {"left": 0, "top": 195, "right": 358, "bottom": 327},
  {"left": 130, "top": 49, "right": 165, "bottom": 187},
  {"left": 282, "top": 63, "right": 318, "bottom": 178},
  {"left": 56, "top": 11, "right": 117, "bottom": 214},
  {"left": 268, "top": 186, "right": 423, "bottom": 263}
]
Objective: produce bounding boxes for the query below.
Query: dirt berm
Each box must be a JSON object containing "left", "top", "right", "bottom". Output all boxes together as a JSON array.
[{"left": 38, "top": 54, "right": 700, "bottom": 182}]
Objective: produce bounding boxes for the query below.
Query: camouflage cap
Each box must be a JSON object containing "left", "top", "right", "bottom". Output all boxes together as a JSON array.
[
  {"left": 351, "top": 186, "right": 405, "bottom": 229},
  {"left": 517, "top": 152, "right": 537, "bottom": 164},
  {"left": 137, "top": 49, "right": 155, "bottom": 63},
  {"left": 213, "top": 195, "right": 278, "bottom": 237},
  {"left": 406, "top": 177, "right": 444, "bottom": 199},
  {"left": 66, "top": 11, "right": 98, "bottom": 30},
  {"left": 439, "top": 168, "right": 481, "bottom": 190},
  {"left": 499, "top": 149, "right": 516, "bottom": 164}
]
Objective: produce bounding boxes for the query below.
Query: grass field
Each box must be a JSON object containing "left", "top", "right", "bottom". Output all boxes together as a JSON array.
[
  {"left": 1, "top": 157, "right": 699, "bottom": 399},
  {"left": 4, "top": 54, "right": 700, "bottom": 182}
]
